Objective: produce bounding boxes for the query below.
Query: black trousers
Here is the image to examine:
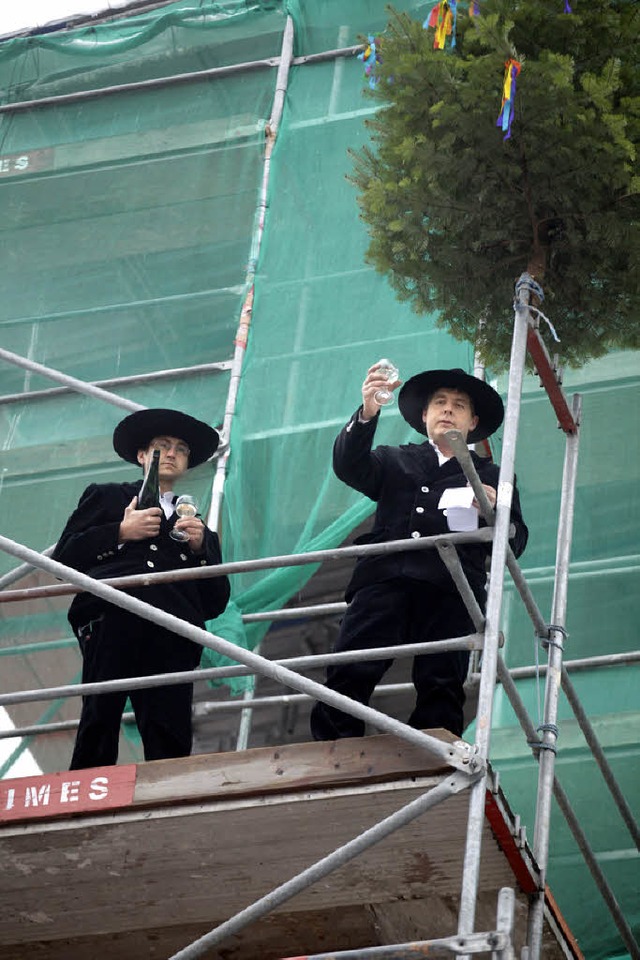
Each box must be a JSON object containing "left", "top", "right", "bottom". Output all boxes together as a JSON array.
[
  {"left": 310, "top": 578, "right": 476, "bottom": 741},
  {"left": 70, "top": 606, "right": 203, "bottom": 770}
]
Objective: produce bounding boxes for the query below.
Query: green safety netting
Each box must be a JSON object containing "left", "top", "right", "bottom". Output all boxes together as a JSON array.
[{"left": 0, "top": 2, "right": 638, "bottom": 956}]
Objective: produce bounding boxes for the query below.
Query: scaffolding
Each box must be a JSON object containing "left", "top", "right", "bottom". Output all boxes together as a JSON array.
[
  {"left": 1, "top": 271, "right": 639, "bottom": 958},
  {"left": 0, "top": 4, "right": 638, "bottom": 959}
]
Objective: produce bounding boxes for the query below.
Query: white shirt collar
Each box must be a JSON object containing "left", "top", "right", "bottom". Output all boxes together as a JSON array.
[
  {"left": 159, "top": 490, "right": 175, "bottom": 519},
  {"left": 429, "top": 440, "right": 451, "bottom": 466}
]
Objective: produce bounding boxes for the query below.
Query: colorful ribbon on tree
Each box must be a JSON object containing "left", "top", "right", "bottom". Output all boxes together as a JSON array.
[
  {"left": 496, "top": 58, "right": 521, "bottom": 140},
  {"left": 425, "top": 0, "right": 457, "bottom": 50},
  {"left": 357, "top": 35, "right": 382, "bottom": 88}
]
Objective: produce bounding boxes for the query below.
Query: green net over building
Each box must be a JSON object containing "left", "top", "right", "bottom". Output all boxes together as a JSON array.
[{"left": 0, "top": 2, "right": 638, "bottom": 957}]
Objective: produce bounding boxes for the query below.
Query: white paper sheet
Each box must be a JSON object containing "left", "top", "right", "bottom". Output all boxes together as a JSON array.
[{"left": 438, "top": 487, "right": 479, "bottom": 532}]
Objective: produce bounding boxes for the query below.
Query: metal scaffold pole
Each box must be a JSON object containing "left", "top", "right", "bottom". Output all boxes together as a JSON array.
[
  {"left": 207, "top": 14, "right": 295, "bottom": 539},
  {"left": 456, "top": 274, "right": 532, "bottom": 940},
  {"left": 527, "top": 392, "right": 582, "bottom": 959},
  {"left": 0, "top": 347, "right": 145, "bottom": 412},
  {"left": 212, "top": 14, "right": 296, "bottom": 751}
]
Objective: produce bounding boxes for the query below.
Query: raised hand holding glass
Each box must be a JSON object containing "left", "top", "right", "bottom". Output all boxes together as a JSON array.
[
  {"left": 169, "top": 494, "right": 198, "bottom": 542},
  {"left": 373, "top": 358, "right": 400, "bottom": 406}
]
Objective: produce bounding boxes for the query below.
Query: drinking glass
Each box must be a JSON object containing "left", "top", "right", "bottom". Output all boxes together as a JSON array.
[
  {"left": 169, "top": 495, "right": 198, "bottom": 542},
  {"left": 373, "top": 358, "right": 399, "bottom": 406}
]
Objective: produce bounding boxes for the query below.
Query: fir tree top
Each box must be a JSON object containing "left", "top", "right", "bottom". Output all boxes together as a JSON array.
[{"left": 350, "top": 1, "right": 639, "bottom": 370}]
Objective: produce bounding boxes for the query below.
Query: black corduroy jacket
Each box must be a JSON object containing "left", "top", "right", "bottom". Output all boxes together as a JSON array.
[
  {"left": 52, "top": 480, "right": 230, "bottom": 634},
  {"left": 334, "top": 409, "right": 528, "bottom": 603}
]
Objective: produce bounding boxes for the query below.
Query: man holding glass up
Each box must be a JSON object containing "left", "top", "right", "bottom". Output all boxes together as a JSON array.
[
  {"left": 310, "top": 364, "right": 528, "bottom": 741},
  {"left": 53, "top": 408, "right": 230, "bottom": 769}
]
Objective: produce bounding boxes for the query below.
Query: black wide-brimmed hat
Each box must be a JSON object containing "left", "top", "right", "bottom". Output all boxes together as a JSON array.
[
  {"left": 398, "top": 368, "right": 504, "bottom": 443},
  {"left": 113, "top": 408, "right": 220, "bottom": 467}
]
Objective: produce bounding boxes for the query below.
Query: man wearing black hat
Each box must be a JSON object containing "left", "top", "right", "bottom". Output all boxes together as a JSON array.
[
  {"left": 310, "top": 364, "right": 528, "bottom": 741},
  {"left": 53, "top": 408, "right": 230, "bottom": 769}
]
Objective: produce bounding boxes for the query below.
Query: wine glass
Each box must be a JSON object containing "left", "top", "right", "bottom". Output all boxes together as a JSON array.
[
  {"left": 169, "top": 494, "right": 198, "bottom": 542},
  {"left": 373, "top": 358, "right": 400, "bottom": 406}
]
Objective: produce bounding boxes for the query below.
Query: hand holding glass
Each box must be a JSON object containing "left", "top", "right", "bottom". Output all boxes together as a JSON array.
[
  {"left": 169, "top": 495, "right": 198, "bottom": 541},
  {"left": 373, "top": 358, "right": 400, "bottom": 406}
]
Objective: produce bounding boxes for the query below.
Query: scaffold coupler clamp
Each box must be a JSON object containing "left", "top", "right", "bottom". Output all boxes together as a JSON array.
[
  {"left": 450, "top": 739, "right": 485, "bottom": 777},
  {"left": 528, "top": 713, "right": 560, "bottom": 754},
  {"left": 528, "top": 722, "right": 560, "bottom": 757},
  {"left": 540, "top": 623, "right": 568, "bottom": 651}
]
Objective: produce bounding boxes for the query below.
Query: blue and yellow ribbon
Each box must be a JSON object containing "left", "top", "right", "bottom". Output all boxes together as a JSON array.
[
  {"left": 425, "top": 0, "right": 457, "bottom": 50},
  {"left": 496, "top": 58, "right": 521, "bottom": 140},
  {"left": 357, "top": 34, "right": 382, "bottom": 88}
]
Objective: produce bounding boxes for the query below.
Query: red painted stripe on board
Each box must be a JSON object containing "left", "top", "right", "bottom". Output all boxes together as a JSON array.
[
  {"left": 484, "top": 789, "right": 538, "bottom": 894},
  {"left": 545, "top": 884, "right": 585, "bottom": 960},
  {"left": 0, "top": 764, "right": 136, "bottom": 823},
  {"left": 486, "top": 790, "right": 583, "bottom": 958}
]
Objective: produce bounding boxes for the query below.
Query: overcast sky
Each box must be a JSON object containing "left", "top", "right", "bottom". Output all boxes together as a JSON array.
[{"left": 0, "top": 1, "right": 134, "bottom": 37}]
